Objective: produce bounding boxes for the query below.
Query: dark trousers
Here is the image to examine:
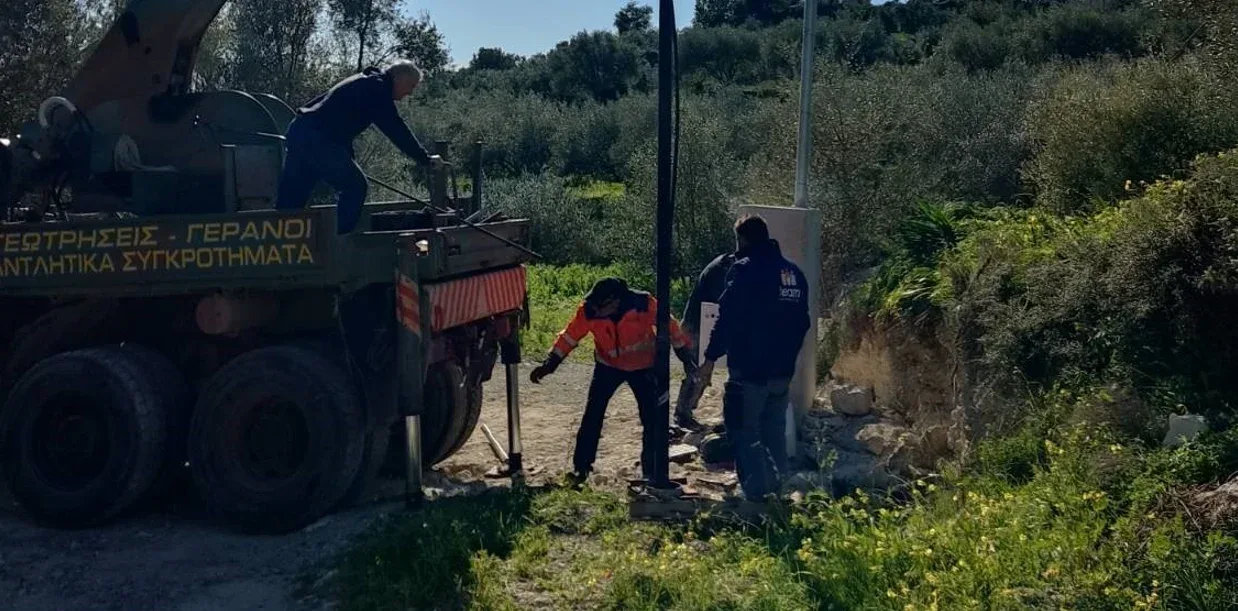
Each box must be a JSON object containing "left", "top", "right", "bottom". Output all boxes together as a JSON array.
[
  {"left": 674, "top": 374, "right": 698, "bottom": 419},
  {"left": 574, "top": 364, "right": 666, "bottom": 481},
  {"left": 276, "top": 118, "right": 368, "bottom": 234},
  {"left": 723, "top": 374, "right": 790, "bottom": 499},
  {"left": 672, "top": 328, "right": 700, "bottom": 418}
]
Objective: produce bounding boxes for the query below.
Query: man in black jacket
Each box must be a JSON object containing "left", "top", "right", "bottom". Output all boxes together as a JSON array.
[
  {"left": 674, "top": 251, "right": 734, "bottom": 430},
  {"left": 276, "top": 60, "right": 442, "bottom": 233},
  {"left": 698, "top": 215, "right": 810, "bottom": 500}
]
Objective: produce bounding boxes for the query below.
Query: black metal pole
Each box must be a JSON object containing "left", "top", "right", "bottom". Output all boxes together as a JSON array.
[
  {"left": 501, "top": 336, "right": 524, "bottom": 477},
  {"left": 651, "top": 0, "right": 676, "bottom": 488}
]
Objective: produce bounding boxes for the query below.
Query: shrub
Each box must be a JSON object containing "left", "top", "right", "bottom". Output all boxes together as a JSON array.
[
  {"left": 1025, "top": 57, "right": 1238, "bottom": 214},
  {"left": 621, "top": 98, "right": 746, "bottom": 277},
  {"left": 750, "top": 62, "right": 1035, "bottom": 291},
  {"left": 485, "top": 175, "right": 605, "bottom": 264},
  {"left": 856, "top": 201, "right": 972, "bottom": 324},
  {"left": 948, "top": 149, "right": 1238, "bottom": 426}
]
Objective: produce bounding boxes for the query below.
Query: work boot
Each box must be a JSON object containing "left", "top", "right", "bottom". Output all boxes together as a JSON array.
[
  {"left": 675, "top": 411, "right": 704, "bottom": 431},
  {"left": 564, "top": 471, "right": 589, "bottom": 490}
]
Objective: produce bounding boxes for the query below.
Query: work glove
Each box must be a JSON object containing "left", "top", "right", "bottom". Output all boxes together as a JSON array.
[{"left": 529, "top": 353, "right": 563, "bottom": 384}]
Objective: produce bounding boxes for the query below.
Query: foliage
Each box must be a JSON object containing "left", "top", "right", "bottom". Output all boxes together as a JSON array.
[
  {"left": 537, "top": 31, "right": 645, "bottom": 104},
  {"left": 468, "top": 47, "right": 521, "bottom": 72},
  {"left": 325, "top": 0, "right": 399, "bottom": 71},
  {"left": 938, "top": 2, "right": 1149, "bottom": 74},
  {"left": 229, "top": 0, "right": 323, "bottom": 102},
  {"left": 872, "top": 150, "right": 1238, "bottom": 428},
  {"left": 679, "top": 26, "right": 768, "bottom": 88},
  {"left": 615, "top": 1, "right": 654, "bottom": 35},
  {"left": 1026, "top": 57, "right": 1238, "bottom": 214},
  {"left": 0, "top": 0, "right": 96, "bottom": 133},
  {"left": 748, "top": 61, "right": 1037, "bottom": 290},
  {"left": 1155, "top": 0, "right": 1238, "bottom": 63},
  {"left": 694, "top": 0, "right": 800, "bottom": 28},
  {"left": 857, "top": 201, "right": 972, "bottom": 323},
  {"left": 622, "top": 99, "right": 748, "bottom": 276},
  {"left": 391, "top": 11, "right": 450, "bottom": 74},
  {"left": 335, "top": 489, "right": 535, "bottom": 610}
]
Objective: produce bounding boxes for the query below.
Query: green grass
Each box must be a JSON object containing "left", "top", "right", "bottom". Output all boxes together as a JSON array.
[
  {"left": 567, "top": 181, "right": 627, "bottom": 201},
  {"left": 334, "top": 399, "right": 1238, "bottom": 611}
]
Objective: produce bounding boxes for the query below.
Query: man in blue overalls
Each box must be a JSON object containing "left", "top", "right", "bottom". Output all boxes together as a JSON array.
[{"left": 276, "top": 60, "right": 442, "bottom": 233}]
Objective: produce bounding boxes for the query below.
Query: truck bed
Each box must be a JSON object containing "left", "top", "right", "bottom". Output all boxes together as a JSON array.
[{"left": 0, "top": 206, "right": 532, "bottom": 297}]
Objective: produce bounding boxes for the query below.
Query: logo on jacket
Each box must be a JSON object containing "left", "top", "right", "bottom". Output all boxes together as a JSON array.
[
  {"left": 779, "top": 267, "right": 803, "bottom": 301},
  {"left": 780, "top": 269, "right": 796, "bottom": 287}
]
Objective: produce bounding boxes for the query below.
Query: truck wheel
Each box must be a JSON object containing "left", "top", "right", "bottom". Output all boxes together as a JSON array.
[
  {"left": 337, "top": 427, "right": 389, "bottom": 509},
  {"left": 378, "top": 362, "right": 470, "bottom": 475},
  {"left": 119, "top": 344, "right": 190, "bottom": 505},
  {"left": 1, "top": 347, "right": 169, "bottom": 528},
  {"left": 424, "top": 363, "right": 469, "bottom": 465},
  {"left": 189, "top": 345, "right": 365, "bottom": 534},
  {"left": 441, "top": 384, "right": 484, "bottom": 460}
]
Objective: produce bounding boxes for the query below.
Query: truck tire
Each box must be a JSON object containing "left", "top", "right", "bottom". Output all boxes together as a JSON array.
[
  {"left": 188, "top": 345, "right": 365, "bottom": 534},
  {"left": 119, "top": 344, "right": 191, "bottom": 505},
  {"left": 441, "top": 383, "right": 485, "bottom": 460},
  {"left": 378, "top": 362, "right": 471, "bottom": 475},
  {"left": 337, "top": 427, "right": 389, "bottom": 509},
  {"left": 1, "top": 347, "right": 169, "bottom": 528},
  {"left": 425, "top": 363, "right": 469, "bottom": 465}
]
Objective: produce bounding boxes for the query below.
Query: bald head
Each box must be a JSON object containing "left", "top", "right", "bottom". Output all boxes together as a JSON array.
[{"left": 386, "top": 60, "right": 424, "bottom": 101}]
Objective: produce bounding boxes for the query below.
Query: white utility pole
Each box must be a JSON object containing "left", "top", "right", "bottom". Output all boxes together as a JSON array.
[
  {"left": 740, "top": 0, "right": 821, "bottom": 460},
  {"left": 795, "top": 0, "right": 818, "bottom": 211}
]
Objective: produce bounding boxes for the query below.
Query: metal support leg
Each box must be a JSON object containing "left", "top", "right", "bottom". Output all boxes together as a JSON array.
[
  {"left": 501, "top": 338, "right": 523, "bottom": 477},
  {"left": 404, "top": 415, "right": 424, "bottom": 508}
]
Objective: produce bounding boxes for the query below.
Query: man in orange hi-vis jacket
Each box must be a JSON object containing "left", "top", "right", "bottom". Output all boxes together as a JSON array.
[{"left": 530, "top": 277, "right": 697, "bottom": 486}]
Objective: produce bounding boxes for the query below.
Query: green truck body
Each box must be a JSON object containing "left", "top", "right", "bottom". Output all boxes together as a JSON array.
[
  {"left": 0, "top": 205, "right": 531, "bottom": 296},
  {"left": 0, "top": 199, "right": 534, "bottom": 534}
]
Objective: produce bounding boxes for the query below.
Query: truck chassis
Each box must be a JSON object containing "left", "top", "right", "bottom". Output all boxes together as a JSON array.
[{"left": 0, "top": 201, "right": 533, "bottom": 533}]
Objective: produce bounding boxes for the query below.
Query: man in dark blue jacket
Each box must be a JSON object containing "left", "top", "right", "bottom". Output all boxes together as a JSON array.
[
  {"left": 698, "top": 215, "right": 810, "bottom": 500},
  {"left": 276, "top": 60, "right": 442, "bottom": 233}
]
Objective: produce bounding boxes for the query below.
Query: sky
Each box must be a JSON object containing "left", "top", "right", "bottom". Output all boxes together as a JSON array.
[{"left": 405, "top": 0, "right": 697, "bottom": 67}]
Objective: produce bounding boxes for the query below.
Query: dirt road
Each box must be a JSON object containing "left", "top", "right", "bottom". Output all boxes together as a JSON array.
[
  {"left": 0, "top": 362, "right": 725, "bottom": 610},
  {"left": 440, "top": 361, "right": 725, "bottom": 486}
]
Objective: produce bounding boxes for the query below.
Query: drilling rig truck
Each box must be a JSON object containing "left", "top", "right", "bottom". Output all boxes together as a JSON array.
[{"left": 0, "top": 0, "right": 532, "bottom": 533}]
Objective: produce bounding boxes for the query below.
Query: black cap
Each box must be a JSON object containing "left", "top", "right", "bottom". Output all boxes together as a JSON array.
[{"left": 584, "top": 277, "right": 628, "bottom": 306}]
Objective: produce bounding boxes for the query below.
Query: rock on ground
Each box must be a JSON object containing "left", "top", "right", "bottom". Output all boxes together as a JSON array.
[
  {"left": 856, "top": 422, "right": 912, "bottom": 458},
  {"left": 830, "top": 384, "right": 875, "bottom": 417}
]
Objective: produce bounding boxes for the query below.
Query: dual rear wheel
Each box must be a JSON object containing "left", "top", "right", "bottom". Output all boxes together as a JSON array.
[
  {"left": 2, "top": 342, "right": 483, "bottom": 533},
  {"left": 1, "top": 345, "right": 183, "bottom": 528}
]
